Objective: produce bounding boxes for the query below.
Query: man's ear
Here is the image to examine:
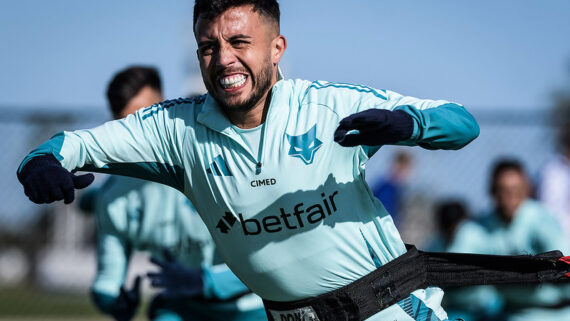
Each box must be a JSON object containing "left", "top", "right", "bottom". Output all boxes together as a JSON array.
[{"left": 272, "top": 35, "right": 287, "bottom": 65}]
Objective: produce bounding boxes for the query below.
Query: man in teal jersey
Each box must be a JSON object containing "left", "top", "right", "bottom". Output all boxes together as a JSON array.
[
  {"left": 91, "top": 66, "right": 266, "bottom": 321},
  {"left": 17, "top": 1, "right": 482, "bottom": 320},
  {"left": 439, "top": 160, "right": 570, "bottom": 321}
]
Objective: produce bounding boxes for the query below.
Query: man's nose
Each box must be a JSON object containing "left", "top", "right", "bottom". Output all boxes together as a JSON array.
[{"left": 216, "top": 45, "right": 236, "bottom": 67}]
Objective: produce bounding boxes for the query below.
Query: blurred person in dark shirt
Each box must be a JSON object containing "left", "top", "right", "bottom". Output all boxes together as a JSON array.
[{"left": 371, "top": 151, "right": 413, "bottom": 227}]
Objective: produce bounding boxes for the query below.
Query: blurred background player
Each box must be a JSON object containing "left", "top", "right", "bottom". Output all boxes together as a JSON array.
[
  {"left": 427, "top": 200, "right": 501, "bottom": 321},
  {"left": 438, "top": 158, "right": 570, "bottom": 321},
  {"left": 370, "top": 151, "right": 413, "bottom": 228},
  {"left": 427, "top": 200, "right": 489, "bottom": 254},
  {"left": 90, "top": 66, "right": 266, "bottom": 321}
]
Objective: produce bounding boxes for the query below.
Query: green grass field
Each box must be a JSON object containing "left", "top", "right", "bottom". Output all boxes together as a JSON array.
[{"left": 0, "top": 286, "right": 148, "bottom": 320}]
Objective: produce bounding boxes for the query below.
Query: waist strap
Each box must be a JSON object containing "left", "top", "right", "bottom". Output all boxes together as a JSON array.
[{"left": 263, "top": 245, "right": 570, "bottom": 321}]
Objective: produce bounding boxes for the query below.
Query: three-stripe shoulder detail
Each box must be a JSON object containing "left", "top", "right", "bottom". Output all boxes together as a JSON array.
[
  {"left": 308, "top": 81, "right": 387, "bottom": 100},
  {"left": 141, "top": 95, "right": 207, "bottom": 120}
]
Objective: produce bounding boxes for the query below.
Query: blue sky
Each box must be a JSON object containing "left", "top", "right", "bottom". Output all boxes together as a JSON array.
[
  {"left": 1, "top": 0, "right": 569, "bottom": 111},
  {"left": 0, "top": 1, "right": 569, "bottom": 229}
]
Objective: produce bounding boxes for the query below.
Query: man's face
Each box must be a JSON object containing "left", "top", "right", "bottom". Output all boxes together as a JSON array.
[
  {"left": 118, "top": 85, "right": 162, "bottom": 119},
  {"left": 493, "top": 169, "right": 529, "bottom": 222},
  {"left": 195, "top": 5, "right": 285, "bottom": 113}
]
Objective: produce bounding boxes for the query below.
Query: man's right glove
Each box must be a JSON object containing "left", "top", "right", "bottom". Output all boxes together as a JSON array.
[
  {"left": 110, "top": 276, "right": 142, "bottom": 321},
  {"left": 17, "top": 155, "right": 94, "bottom": 204}
]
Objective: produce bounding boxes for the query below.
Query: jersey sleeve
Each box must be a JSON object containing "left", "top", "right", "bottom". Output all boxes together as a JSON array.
[
  {"left": 90, "top": 189, "right": 131, "bottom": 313},
  {"left": 302, "top": 81, "right": 479, "bottom": 156},
  {"left": 18, "top": 100, "right": 190, "bottom": 192},
  {"left": 202, "top": 264, "right": 251, "bottom": 300},
  {"left": 369, "top": 89, "right": 479, "bottom": 154}
]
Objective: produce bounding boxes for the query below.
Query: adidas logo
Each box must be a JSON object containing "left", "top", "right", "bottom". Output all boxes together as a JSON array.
[{"left": 207, "top": 155, "right": 232, "bottom": 176}]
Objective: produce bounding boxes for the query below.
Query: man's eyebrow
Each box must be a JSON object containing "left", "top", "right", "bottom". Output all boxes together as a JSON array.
[
  {"left": 198, "top": 39, "right": 215, "bottom": 47},
  {"left": 198, "top": 34, "right": 251, "bottom": 47},
  {"left": 228, "top": 34, "right": 252, "bottom": 40}
]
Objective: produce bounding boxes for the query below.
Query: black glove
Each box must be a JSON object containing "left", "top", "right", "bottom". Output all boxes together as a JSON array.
[
  {"left": 334, "top": 109, "right": 414, "bottom": 147},
  {"left": 111, "top": 276, "right": 142, "bottom": 321},
  {"left": 147, "top": 248, "right": 203, "bottom": 298},
  {"left": 17, "top": 155, "right": 94, "bottom": 204}
]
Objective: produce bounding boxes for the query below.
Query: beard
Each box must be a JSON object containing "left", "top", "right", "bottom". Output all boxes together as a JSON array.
[{"left": 207, "top": 58, "right": 274, "bottom": 113}]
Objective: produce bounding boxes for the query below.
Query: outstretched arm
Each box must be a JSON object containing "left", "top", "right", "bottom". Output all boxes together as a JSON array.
[
  {"left": 396, "top": 103, "right": 480, "bottom": 150},
  {"left": 17, "top": 102, "right": 188, "bottom": 204},
  {"left": 333, "top": 88, "right": 479, "bottom": 151}
]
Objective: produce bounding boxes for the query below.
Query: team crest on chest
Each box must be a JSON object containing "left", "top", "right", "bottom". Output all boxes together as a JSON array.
[{"left": 286, "top": 124, "right": 322, "bottom": 165}]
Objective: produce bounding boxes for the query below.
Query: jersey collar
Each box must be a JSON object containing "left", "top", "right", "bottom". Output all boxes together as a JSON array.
[{"left": 197, "top": 67, "right": 286, "bottom": 136}]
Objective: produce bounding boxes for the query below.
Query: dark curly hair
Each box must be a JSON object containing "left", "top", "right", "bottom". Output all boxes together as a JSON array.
[{"left": 193, "top": 0, "right": 280, "bottom": 32}]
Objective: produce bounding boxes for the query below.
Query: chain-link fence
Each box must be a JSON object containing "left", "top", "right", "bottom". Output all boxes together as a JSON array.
[
  {"left": 0, "top": 106, "right": 559, "bottom": 319},
  {"left": 365, "top": 108, "right": 557, "bottom": 246}
]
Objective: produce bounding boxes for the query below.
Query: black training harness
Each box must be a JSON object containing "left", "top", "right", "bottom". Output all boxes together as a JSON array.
[{"left": 263, "top": 245, "right": 570, "bottom": 321}]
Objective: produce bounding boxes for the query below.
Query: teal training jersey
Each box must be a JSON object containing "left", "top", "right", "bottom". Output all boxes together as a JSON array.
[
  {"left": 91, "top": 176, "right": 262, "bottom": 316},
  {"left": 20, "top": 79, "right": 479, "bottom": 319},
  {"left": 442, "top": 200, "right": 570, "bottom": 321},
  {"left": 477, "top": 200, "right": 569, "bottom": 255}
]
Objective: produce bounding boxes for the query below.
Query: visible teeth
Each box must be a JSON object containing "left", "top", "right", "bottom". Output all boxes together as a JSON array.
[{"left": 220, "top": 74, "right": 246, "bottom": 89}]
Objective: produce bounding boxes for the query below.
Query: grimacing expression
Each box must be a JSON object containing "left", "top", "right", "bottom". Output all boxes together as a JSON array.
[{"left": 195, "top": 5, "right": 284, "bottom": 113}]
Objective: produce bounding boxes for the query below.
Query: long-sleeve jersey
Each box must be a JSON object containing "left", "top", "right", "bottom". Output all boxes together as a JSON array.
[
  {"left": 91, "top": 176, "right": 258, "bottom": 314},
  {"left": 476, "top": 200, "right": 569, "bottom": 255},
  {"left": 441, "top": 200, "right": 570, "bottom": 321},
  {"left": 20, "top": 78, "right": 479, "bottom": 319}
]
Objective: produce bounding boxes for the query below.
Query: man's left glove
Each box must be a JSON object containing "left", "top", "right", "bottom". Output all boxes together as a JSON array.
[
  {"left": 17, "top": 155, "right": 94, "bottom": 204},
  {"left": 147, "top": 248, "right": 203, "bottom": 298},
  {"left": 111, "top": 276, "right": 142, "bottom": 321},
  {"left": 334, "top": 109, "right": 414, "bottom": 147}
]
